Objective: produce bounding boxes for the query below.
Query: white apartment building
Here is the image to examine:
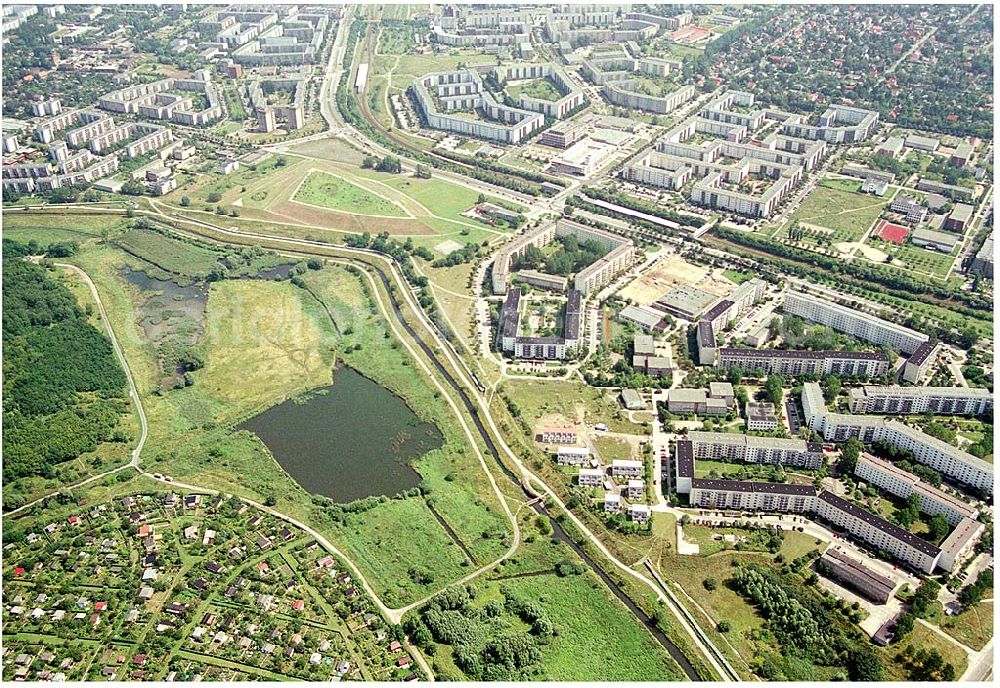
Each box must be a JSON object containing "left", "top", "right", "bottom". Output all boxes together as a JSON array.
[
  {"left": 938, "top": 517, "right": 985, "bottom": 572},
  {"left": 849, "top": 386, "right": 993, "bottom": 417},
  {"left": 578, "top": 468, "right": 604, "bottom": 487},
  {"left": 855, "top": 453, "right": 977, "bottom": 526},
  {"left": 903, "top": 340, "right": 939, "bottom": 384},
  {"left": 556, "top": 446, "right": 590, "bottom": 466},
  {"left": 627, "top": 479, "right": 645, "bottom": 500},
  {"left": 783, "top": 291, "right": 929, "bottom": 354},
  {"left": 611, "top": 460, "right": 644, "bottom": 479},
  {"left": 491, "top": 218, "right": 634, "bottom": 295},
  {"left": 815, "top": 492, "right": 940, "bottom": 574},
  {"left": 604, "top": 492, "right": 622, "bottom": 513},
  {"left": 801, "top": 383, "right": 993, "bottom": 494},
  {"left": 628, "top": 503, "right": 651, "bottom": 523},
  {"left": 686, "top": 431, "right": 824, "bottom": 469},
  {"left": 689, "top": 479, "right": 818, "bottom": 514},
  {"left": 717, "top": 348, "right": 889, "bottom": 378}
]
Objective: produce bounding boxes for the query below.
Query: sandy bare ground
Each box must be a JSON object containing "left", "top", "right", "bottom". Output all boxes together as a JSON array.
[{"left": 619, "top": 255, "right": 731, "bottom": 305}]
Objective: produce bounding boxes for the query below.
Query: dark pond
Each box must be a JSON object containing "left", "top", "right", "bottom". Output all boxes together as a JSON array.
[{"left": 237, "top": 366, "right": 442, "bottom": 502}]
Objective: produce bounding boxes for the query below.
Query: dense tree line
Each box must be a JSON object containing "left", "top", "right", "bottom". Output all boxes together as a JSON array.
[
  {"left": 581, "top": 186, "right": 705, "bottom": 228},
  {"left": 3, "top": 245, "right": 129, "bottom": 484},
  {"left": 404, "top": 584, "right": 550, "bottom": 680},
  {"left": 729, "top": 563, "right": 884, "bottom": 680}
]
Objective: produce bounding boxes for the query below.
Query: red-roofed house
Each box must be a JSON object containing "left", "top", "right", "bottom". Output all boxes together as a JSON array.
[{"left": 291, "top": 600, "right": 305, "bottom": 611}]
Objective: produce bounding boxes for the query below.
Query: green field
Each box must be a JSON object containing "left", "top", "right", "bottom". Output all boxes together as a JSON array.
[
  {"left": 940, "top": 600, "right": 993, "bottom": 651},
  {"left": 116, "top": 228, "right": 224, "bottom": 278},
  {"left": 293, "top": 170, "right": 409, "bottom": 217},
  {"left": 871, "top": 240, "right": 959, "bottom": 279},
  {"left": 773, "top": 184, "right": 894, "bottom": 246}
]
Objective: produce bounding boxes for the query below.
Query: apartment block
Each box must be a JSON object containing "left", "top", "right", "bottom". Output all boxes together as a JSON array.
[
  {"left": 717, "top": 348, "right": 889, "bottom": 378},
  {"left": 815, "top": 492, "right": 940, "bottom": 574},
  {"left": 686, "top": 431, "right": 824, "bottom": 469},
  {"left": 902, "top": 340, "right": 939, "bottom": 384},
  {"left": 611, "top": 460, "right": 644, "bottom": 479},
  {"left": 801, "top": 383, "right": 993, "bottom": 494},
  {"left": 556, "top": 446, "right": 590, "bottom": 466},
  {"left": 491, "top": 218, "right": 634, "bottom": 295},
  {"left": 783, "top": 291, "right": 929, "bottom": 354},
  {"left": 938, "top": 517, "right": 985, "bottom": 572},
  {"left": 410, "top": 69, "right": 545, "bottom": 144},
  {"left": 855, "top": 453, "right": 977, "bottom": 526},
  {"left": 849, "top": 386, "right": 992, "bottom": 417},
  {"left": 578, "top": 468, "right": 604, "bottom": 487}
]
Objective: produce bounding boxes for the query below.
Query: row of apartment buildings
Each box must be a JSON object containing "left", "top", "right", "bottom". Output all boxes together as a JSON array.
[
  {"left": 801, "top": 383, "right": 993, "bottom": 494},
  {"left": 855, "top": 453, "right": 977, "bottom": 527},
  {"left": 783, "top": 291, "right": 929, "bottom": 355},
  {"left": 580, "top": 52, "right": 695, "bottom": 115},
  {"left": 849, "top": 385, "right": 992, "bottom": 417},
  {"left": 676, "top": 439, "right": 977, "bottom": 573},
  {"left": 98, "top": 70, "right": 222, "bottom": 127},
  {"left": 490, "top": 218, "right": 635, "bottom": 295}
]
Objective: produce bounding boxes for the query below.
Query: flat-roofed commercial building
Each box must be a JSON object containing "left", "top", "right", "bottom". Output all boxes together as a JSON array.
[
  {"left": 686, "top": 431, "right": 823, "bottom": 469},
  {"left": 783, "top": 291, "right": 929, "bottom": 354},
  {"left": 855, "top": 453, "right": 977, "bottom": 526},
  {"left": 665, "top": 388, "right": 730, "bottom": 415},
  {"left": 718, "top": 348, "right": 889, "bottom": 378},
  {"left": 849, "top": 386, "right": 992, "bottom": 417},
  {"left": 801, "top": 383, "right": 993, "bottom": 494},
  {"left": 818, "top": 549, "right": 896, "bottom": 604}
]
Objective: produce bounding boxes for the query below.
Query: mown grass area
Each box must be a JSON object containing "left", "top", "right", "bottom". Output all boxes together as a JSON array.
[
  {"left": 593, "top": 436, "right": 633, "bottom": 463},
  {"left": 939, "top": 600, "right": 992, "bottom": 651},
  {"left": 418, "top": 516, "right": 683, "bottom": 681},
  {"left": 293, "top": 170, "right": 409, "bottom": 217},
  {"left": 351, "top": 167, "right": 523, "bottom": 225},
  {"left": 722, "top": 269, "right": 753, "bottom": 284},
  {"left": 774, "top": 184, "right": 893, "bottom": 245},
  {"left": 819, "top": 177, "right": 863, "bottom": 193},
  {"left": 116, "top": 228, "right": 224, "bottom": 278},
  {"left": 507, "top": 77, "right": 565, "bottom": 102},
  {"left": 655, "top": 532, "right": 829, "bottom": 680},
  {"left": 881, "top": 622, "right": 968, "bottom": 680},
  {"left": 503, "top": 379, "right": 647, "bottom": 436},
  {"left": 2, "top": 211, "right": 127, "bottom": 247}
]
